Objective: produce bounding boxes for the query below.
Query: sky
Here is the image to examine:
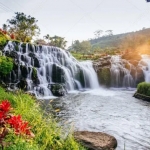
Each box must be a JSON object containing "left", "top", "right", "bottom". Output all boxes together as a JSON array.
[{"left": 0, "top": 0, "right": 150, "bottom": 47}]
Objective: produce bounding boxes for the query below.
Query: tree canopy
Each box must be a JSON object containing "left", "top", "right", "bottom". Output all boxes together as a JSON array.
[
  {"left": 3, "top": 12, "right": 40, "bottom": 42},
  {"left": 72, "top": 40, "right": 91, "bottom": 53},
  {"left": 43, "top": 35, "right": 67, "bottom": 49}
]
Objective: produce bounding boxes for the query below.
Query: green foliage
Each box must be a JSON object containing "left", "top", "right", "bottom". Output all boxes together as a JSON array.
[
  {"left": 50, "top": 36, "right": 67, "bottom": 49},
  {"left": 72, "top": 40, "right": 91, "bottom": 53},
  {"left": 0, "top": 87, "right": 85, "bottom": 150},
  {"left": 71, "top": 52, "right": 84, "bottom": 60},
  {"left": 98, "top": 67, "right": 111, "bottom": 87},
  {"left": 0, "top": 32, "right": 8, "bottom": 50},
  {"left": 32, "top": 67, "right": 37, "bottom": 79},
  {"left": 90, "top": 28, "right": 150, "bottom": 52},
  {"left": 0, "top": 56, "right": 13, "bottom": 76},
  {"left": 137, "top": 82, "right": 150, "bottom": 96},
  {"left": 4, "top": 12, "right": 40, "bottom": 42},
  {"left": 43, "top": 34, "right": 67, "bottom": 49}
]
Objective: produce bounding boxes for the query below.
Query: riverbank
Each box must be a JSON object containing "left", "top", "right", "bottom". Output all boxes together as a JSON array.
[{"left": 0, "top": 87, "right": 85, "bottom": 150}]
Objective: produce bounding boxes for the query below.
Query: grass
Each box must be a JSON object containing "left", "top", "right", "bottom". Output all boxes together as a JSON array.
[{"left": 0, "top": 87, "right": 85, "bottom": 150}]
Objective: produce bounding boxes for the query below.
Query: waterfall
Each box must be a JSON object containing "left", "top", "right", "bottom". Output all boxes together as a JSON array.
[
  {"left": 3, "top": 41, "right": 99, "bottom": 98},
  {"left": 139, "top": 55, "right": 150, "bottom": 82},
  {"left": 110, "top": 56, "right": 135, "bottom": 88}
]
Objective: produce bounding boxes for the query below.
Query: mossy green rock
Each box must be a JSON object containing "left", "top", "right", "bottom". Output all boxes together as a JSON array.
[{"left": 97, "top": 67, "right": 111, "bottom": 87}]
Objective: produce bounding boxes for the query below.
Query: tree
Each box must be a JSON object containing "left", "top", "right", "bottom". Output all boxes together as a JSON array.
[
  {"left": 49, "top": 36, "right": 67, "bottom": 49},
  {"left": 4, "top": 12, "right": 40, "bottom": 42},
  {"left": 105, "top": 30, "right": 113, "bottom": 36},
  {"left": 72, "top": 40, "right": 81, "bottom": 52},
  {"left": 2, "top": 24, "right": 8, "bottom": 32},
  {"left": 72, "top": 40, "right": 91, "bottom": 53},
  {"left": 94, "top": 30, "right": 103, "bottom": 39},
  {"left": 80, "top": 41, "right": 91, "bottom": 53}
]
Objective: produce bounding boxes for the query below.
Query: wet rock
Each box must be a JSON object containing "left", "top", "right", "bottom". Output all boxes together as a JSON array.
[
  {"left": 75, "top": 68, "right": 85, "bottom": 88},
  {"left": 21, "top": 43, "right": 26, "bottom": 53},
  {"left": 48, "top": 84, "right": 66, "bottom": 96},
  {"left": 17, "top": 79, "right": 28, "bottom": 90},
  {"left": 74, "top": 131, "right": 117, "bottom": 150},
  {"left": 101, "top": 60, "right": 111, "bottom": 66},
  {"left": 28, "top": 52, "right": 36, "bottom": 58},
  {"left": 136, "top": 67, "right": 145, "bottom": 85},
  {"left": 129, "top": 60, "right": 139, "bottom": 67},
  {"left": 34, "top": 57, "right": 40, "bottom": 68},
  {"left": 28, "top": 43, "right": 34, "bottom": 52},
  {"left": 31, "top": 67, "right": 40, "bottom": 85},
  {"left": 52, "top": 64, "right": 65, "bottom": 83},
  {"left": 20, "top": 65, "right": 28, "bottom": 78},
  {"left": 9, "top": 51, "right": 19, "bottom": 59}
]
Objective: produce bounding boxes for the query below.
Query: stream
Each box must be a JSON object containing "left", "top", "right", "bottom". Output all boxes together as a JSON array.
[{"left": 52, "top": 88, "right": 150, "bottom": 150}]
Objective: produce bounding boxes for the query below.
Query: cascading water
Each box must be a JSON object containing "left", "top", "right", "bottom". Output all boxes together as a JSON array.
[
  {"left": 139, "top": 55, "right": 150, "bottom": 82},
  {"left": 110, "top": 56, "right": 135, "bottom": 88},
  {"left": 3, "top": 41, "right": 99, "bottom": 98}
]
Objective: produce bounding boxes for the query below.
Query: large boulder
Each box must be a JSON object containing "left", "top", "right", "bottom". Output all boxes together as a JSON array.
[{"left": 74, "top": 131, "right": 117, "bottom": 150}]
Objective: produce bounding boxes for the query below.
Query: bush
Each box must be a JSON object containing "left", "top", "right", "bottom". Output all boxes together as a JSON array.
[
  {"left": 137, "top": 82, "right": 150, "bottom": 96},
  {"left": 0, "top": 32, "right": 7, "bottom": 50},
  {"left": 0, "top": 56, "right": 13, "bottom": 76}
]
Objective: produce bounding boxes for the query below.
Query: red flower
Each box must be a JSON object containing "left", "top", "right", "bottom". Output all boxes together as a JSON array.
[
  {"left": 10, "top": 33, "right": 15, "bottom": 39},
  {"left": 7, "top": 115, "right": 21, "bottom": 128},
  {"left": 7, "top": 115, "right": 31, "bottom": 135},
  {"left": 0, "top": 100, "right": 11, "bottom": 113},
  {"left": 0, "top": 111, "right": 5, "bottom": 120}
]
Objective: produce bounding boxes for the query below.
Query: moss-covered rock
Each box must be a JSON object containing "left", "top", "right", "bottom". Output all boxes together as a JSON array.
[
  {"left": 97, "top": 67, "right": 111, "bottom": 87},
  {"left": 137, "top": 82, "right": 150, "bottom": 96},
  {"left": 75, "top": 68, "right": 85, "bottom": 88},
  {"left": 31, "top": 67, "right": 39, "bottom": 85}
]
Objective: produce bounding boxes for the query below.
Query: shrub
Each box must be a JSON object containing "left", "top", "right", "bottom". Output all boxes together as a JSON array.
[
  {"left": 0, "top": 32, "right": 7, "bottom": 50},
  {"left": 0, "top": 56, "right": 13, "bottom": 76},
  {"left": 137, "top": 82, "right": 150, "bottom": 96}
]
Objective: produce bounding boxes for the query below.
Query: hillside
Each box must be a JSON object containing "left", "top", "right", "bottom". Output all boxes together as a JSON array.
[{"left": 90, "top": 28, "right": 150, "bottom": 49}]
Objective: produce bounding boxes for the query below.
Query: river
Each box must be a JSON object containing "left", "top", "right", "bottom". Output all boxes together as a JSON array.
[{"left": 52, "top": 88, "right": 150, "bottom": 150}]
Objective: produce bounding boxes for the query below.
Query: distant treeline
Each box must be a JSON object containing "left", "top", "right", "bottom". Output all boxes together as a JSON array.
[{"left": 70, "top": 28, "right": 150, "bottom": 56}]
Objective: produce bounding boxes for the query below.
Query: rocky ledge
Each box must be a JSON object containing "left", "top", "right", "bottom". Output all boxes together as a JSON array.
[
  {"left": 74, "top": 131, "right": 117, "bottom": 150},
  {"left": 133, "top": 92, "right": 150, "bottom": 102}
]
